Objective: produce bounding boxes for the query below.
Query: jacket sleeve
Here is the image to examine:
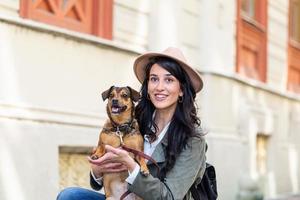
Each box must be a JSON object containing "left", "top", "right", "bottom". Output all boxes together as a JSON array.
[{"left": 128, "top": 136, "right": 206, "bottom": 200}]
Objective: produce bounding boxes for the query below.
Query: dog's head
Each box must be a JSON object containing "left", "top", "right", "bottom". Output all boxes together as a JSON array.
[{"left": 101, "top": 86, "right": 140, "bottom": 124}]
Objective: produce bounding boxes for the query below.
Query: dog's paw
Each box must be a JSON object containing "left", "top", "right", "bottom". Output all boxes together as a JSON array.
[
  {"left": 140, "top": 169, "right": 150, "bottom": 176},
  {"left": 90, "top": 155, "right": 99, "bottom": 160}
]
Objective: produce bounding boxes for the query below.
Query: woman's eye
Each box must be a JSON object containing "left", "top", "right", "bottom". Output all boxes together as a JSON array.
[
  {"left": 150, "top": 77, "right": 158, "bottom": 82},
  {"left": 166, "top": 78, "right": 174, "bottom": 83}
]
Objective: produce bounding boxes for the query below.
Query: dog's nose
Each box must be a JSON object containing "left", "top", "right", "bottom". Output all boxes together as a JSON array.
[{"left": 112, "top": 99, "right": 118, "bottom": 105}]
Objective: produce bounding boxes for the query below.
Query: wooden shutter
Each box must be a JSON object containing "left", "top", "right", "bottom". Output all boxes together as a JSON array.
[
  {"left": 20, "top": 0, "right": 112, "bottom": 39},
  {"left": 288, "top": 0, "right": 300, "bottom": 93},
  {"left": 236, "top": 0, "right": 267, "bottom": 82}
]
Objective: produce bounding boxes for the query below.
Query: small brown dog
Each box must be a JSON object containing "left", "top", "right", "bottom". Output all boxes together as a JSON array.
[{"left": 91, "top": 86, "right": 149, "bottom": 200}]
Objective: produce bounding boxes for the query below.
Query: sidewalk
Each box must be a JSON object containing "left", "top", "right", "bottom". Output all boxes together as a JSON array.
[{"left": 266, "top": 194, "right": 300, "bottom": 200}]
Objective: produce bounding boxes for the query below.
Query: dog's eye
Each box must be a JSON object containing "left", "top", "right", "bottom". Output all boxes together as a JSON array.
[
  {"left": 109, "top": 93, "right": 114, "bottom": 98},
  {"left": 122, "top": 94, "right": 128, "bottom": 98}
]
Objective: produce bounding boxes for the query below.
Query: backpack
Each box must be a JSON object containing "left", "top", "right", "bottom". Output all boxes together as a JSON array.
[{"left": 190, "top": 163, "right": 218, "bottom": 200}]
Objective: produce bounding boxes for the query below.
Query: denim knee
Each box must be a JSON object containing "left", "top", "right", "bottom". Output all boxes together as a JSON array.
[
  {"left": 57, "top": 187, "right": 105, "bottom": 200},
  {"left": 57, "top": 187, "right": 78, "bottom": 200}
]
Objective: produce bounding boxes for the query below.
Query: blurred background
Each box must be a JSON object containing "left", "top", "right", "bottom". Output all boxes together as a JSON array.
[{"left": 0, "top": 0, "right": 300, "bottom": 199}]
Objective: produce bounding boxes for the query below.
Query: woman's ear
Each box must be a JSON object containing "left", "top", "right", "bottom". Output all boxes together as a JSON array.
[{"left": 179, "top": 90, "right": 183, "bottom": 97}]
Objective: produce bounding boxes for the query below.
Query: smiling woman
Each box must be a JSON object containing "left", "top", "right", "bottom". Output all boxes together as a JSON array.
[{"left": 57, "top": 47, "right": 207, "bottom": 200}]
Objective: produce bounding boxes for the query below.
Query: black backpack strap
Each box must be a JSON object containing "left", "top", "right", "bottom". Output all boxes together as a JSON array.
[
  {"left": 190, "top": 163, "right": 218, "bottom": 200},
  {"left": 206, "top": 164, "right": 218, "bottom": 199}
]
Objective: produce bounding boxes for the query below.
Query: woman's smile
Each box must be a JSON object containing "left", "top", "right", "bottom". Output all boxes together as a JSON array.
[{"left": 154, "top": 93, "right": 168, "bottom": 101}]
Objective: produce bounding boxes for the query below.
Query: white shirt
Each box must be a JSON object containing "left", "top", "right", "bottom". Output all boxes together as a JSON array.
[{"left": 125, "top": 122, "right": 170, "bottom": 184}]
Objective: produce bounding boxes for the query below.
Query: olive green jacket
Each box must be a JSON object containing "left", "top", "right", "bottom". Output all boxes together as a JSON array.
[{"left": 90, "top": 132, "right": 206, "bottom": 200}]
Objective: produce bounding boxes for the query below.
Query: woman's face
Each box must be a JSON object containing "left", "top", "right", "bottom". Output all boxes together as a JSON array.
[{"left": 147, "top": 63, "right": 183, "bottom": 113}]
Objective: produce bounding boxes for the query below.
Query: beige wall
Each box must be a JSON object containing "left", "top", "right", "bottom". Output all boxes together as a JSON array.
[
  {"left": 0, "top": 0, "right": 300, "bottom": 200},
  {"left": 114, "top": 0, "right": 150, "bottom": 51}
]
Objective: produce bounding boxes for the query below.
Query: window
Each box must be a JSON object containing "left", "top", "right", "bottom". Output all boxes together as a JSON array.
[
  {"left": 236, "top": 0, "right": 267, "bottom": 81},
  {"left": 59, "top": 153, "right": 90, "bottom": 189},
  {"left": 59, "top": 147, "right": 91, "bottom": 189},
  {"left": 20, "top": 0, "right": 113, "bottom": 40},
  {"left": 290, "top": 0, "right": 300, "bottom": 42},
  {"left": 288, "top": 0, "right": 300, "bottom": 93},
  {"left": 242, "top": 0, "right": 256, "bottom": 20},
  {"left": 256, "top": 134, "right": 269, "bottom": 175}
]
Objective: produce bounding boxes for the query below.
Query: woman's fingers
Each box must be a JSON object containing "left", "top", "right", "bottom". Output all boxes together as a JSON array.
[
  {"left": 105, "top": 145, "right": 122, "bottom": 154},
  {"left": 88, "top": 152, "right": 116, "bottom": 165},
  {"left": 105, "top": 167, "right": 127, "bottom": 173},
  {"left": 93, "top": 162, "right": 127, "bottom": 173},
  {"left": 101, "top": 163, "right": 128, "bottom": 172},
  {"left": 88, "top": 146, "right": 129, "bottom": 174},
  {"left": 88, "top": 145, "right": 131, "bottom": 172},
  {"left": 105, "top": 145, "right": 129, "bottom": 160},
  {"left": 103, "top": 162, "right": 123, "bottom": 168}
]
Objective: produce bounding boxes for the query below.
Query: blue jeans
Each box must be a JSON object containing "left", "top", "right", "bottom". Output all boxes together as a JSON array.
[{"left": 57, "top": 187, "right": 105, "bottom": 200}]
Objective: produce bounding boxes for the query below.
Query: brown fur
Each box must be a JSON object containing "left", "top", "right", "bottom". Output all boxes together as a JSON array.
[{"left": 91, "top": 86, "right": 148, "bottom": 200}]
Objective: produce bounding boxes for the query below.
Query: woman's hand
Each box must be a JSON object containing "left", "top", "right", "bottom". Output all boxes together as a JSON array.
[
  {"left": 89, "top": 159, "right": 127, "bottom": 175},
  {"left": 88, "top": 145, "right": 137, "bottom": 174}
]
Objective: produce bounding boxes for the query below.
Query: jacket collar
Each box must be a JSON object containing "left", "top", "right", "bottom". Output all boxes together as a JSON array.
[{"left": 148, "top": 131, "right": 168, "bottom": 164}]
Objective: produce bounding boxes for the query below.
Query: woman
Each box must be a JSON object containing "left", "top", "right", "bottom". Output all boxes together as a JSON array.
[{"left": 57, "top": 47, "right": 206, "bottom": 200}]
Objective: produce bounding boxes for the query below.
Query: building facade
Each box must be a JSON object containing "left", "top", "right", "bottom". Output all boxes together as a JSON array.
[{"left": 0, "top": 0, "right": 299, "bottom": 199}]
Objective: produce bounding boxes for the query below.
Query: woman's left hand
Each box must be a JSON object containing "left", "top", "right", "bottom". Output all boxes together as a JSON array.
[{"left": 89, "top": 145, "right": 138, "bottom": 172}]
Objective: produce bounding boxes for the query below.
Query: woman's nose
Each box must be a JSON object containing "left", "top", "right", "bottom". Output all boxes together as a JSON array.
[{"left": 155, "top": 80, "right": 164, "bottom": 90}]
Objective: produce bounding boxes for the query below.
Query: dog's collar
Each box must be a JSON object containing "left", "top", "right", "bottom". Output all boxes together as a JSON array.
[
  {"left": 114, "top": 124, "right": 134, "bottom": 133},
  {"left": 106, "top": 121, "right": 135, "bottom": 134}
]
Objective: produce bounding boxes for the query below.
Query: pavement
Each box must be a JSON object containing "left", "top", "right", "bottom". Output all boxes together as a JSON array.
[{"left": 266, "top": 195, "right": 300, "bottom": 200}]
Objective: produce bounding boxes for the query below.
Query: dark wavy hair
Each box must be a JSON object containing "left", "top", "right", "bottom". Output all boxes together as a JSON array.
[{"left": 135, "top": 56, "right": 202, "bottom": 179}]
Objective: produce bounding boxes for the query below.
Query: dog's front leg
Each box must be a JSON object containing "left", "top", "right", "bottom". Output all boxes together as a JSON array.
[
  {"left": 91, "top": 144, "right": 105, "bottom": 160},
  {"left": 91, "top": 132, "right": 106, "bottom": 160}
]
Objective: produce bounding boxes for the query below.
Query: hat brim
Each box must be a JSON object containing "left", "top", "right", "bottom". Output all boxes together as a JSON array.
[{"left": 133, "top": 52, "right": 203, "bottom": 93}]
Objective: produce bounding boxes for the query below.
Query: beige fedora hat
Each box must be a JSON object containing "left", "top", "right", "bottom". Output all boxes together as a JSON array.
[{"left": 133, "top": 47, "right": 203, "bottom": 93}]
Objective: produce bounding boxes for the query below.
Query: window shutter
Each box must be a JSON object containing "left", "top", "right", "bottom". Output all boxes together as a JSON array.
[
  {"left": 20, "top": 0, "right": 113, "bottom": 39},
  {"left": 288, "top": 0, "right": 300, "bottom": 93},
  {"left": 237, "top": 0, "right": 267, "bottom": 82},
  {"left": 288, "top": 45, "right": 300, "bottom": 93}
]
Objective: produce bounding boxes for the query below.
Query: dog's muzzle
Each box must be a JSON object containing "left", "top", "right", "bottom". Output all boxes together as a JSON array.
[{"left": 111, "top": 105, "right": 127, "bottom": 114}]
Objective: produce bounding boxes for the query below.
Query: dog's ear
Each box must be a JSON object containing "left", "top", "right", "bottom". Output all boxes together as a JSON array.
[
  {"left": 127, "top": 86, "right": 140, "bottom": 102},
  {"left": 101, "top": 86, "right": 114, "bottom": 101}
]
